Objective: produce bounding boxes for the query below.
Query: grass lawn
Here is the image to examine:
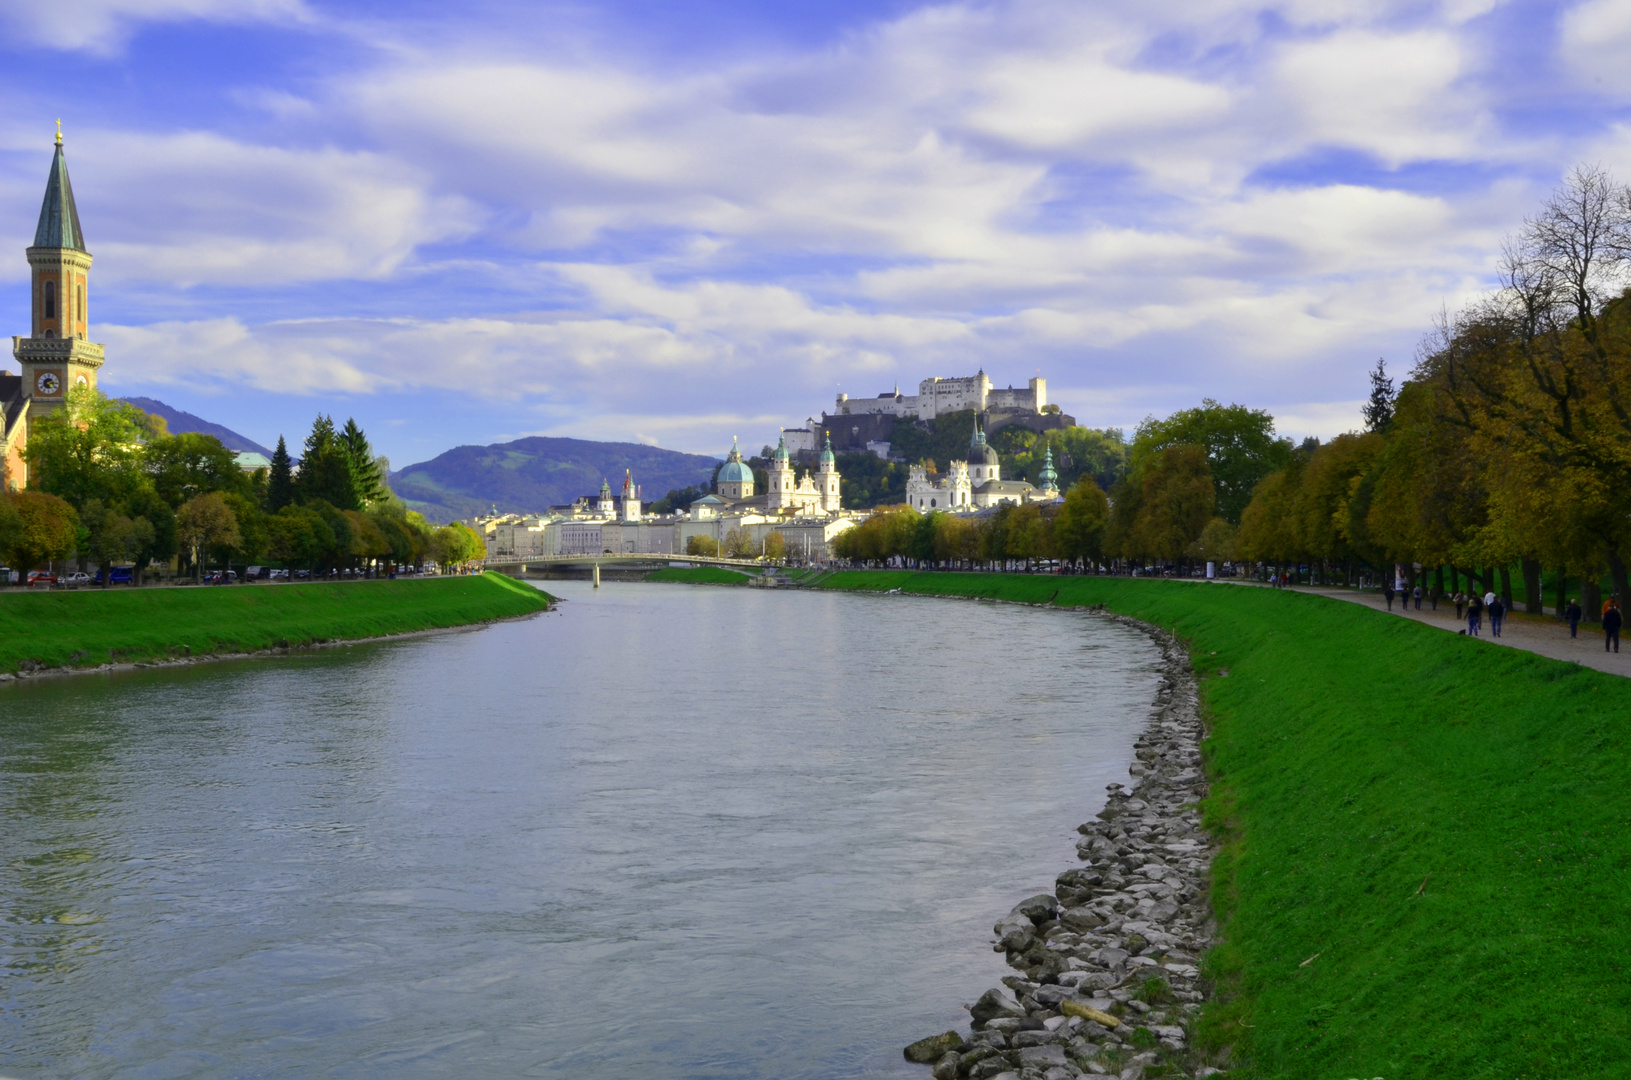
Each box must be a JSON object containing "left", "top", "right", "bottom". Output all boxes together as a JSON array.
[
  {"left": 815, "top": 571, "right": 1631, "bottom": 1080},
  {"left": 0, "top": 574, "right": 551, "bottom": 675},
  {"left": 644, "top": 567, "right": 755, "bottom": 584}
]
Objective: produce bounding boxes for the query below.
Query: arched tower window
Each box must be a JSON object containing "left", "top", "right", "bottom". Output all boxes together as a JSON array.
[{"left": 42, "top": 281, "right": 56, "bottom": 320}]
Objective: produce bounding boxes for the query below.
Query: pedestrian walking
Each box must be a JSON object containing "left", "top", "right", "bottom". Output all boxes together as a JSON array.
[
  {"left": 1565, "top": 598, "right": 1582, "bottom": 638},
  {"left": 1430, "top": 588, "right": 1439, "bottom": 611},
  {"left": 1467, "top": 595, "right": 1483, "bottom": 636},
  {"left": 1413, "top": 584, "right": 1423, "bottom": 610},
  {"left": 1484, "top": 590, "right": 1497, "bottom": 609},
  {"left": 1489, "top": 595, "right": 1505, "bottom": 637},
  {"left": 1605, "top": 600, "right": 1622, "bottom": 654},
  {"left": 1453, "top": 590, "right": 1466, "bottom": 618},
  {"left": 1384, "top": 583, "right": 1395, "bottom": 611}
]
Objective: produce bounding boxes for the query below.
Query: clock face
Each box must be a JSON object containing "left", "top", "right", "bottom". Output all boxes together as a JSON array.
[{"left": 35, "top": 371, "right": 60, "bottom": 395}]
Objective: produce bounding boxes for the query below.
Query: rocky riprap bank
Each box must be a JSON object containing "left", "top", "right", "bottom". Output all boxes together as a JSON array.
[{"left": 905, "top": 627, "right": 1223, "bottom": 1080}]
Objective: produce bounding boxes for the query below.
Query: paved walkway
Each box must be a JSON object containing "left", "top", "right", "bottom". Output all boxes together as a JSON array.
[{"left": 1273, "top": 584, "right": 1631, "bottom": 678}]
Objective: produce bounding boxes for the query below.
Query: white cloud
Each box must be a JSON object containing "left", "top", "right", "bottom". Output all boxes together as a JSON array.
[
  {"left": 0, "top": 0, "right": 310, "bottom": 53},
  {"left": 78, "top": 131, "right": 479, "bottom": 285},
  {"left": 1561, "top": 0, "right": 1631, "bottom": 96}
]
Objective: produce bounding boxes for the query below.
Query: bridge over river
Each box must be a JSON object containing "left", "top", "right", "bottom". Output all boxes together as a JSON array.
[{"left": 482, "top": 552, "right": 767, "bottom": 585}]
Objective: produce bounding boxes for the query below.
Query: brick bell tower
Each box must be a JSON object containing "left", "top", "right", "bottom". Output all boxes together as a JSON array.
[{"left": 15, "top": 124, "right": 105, "bottom": 424}]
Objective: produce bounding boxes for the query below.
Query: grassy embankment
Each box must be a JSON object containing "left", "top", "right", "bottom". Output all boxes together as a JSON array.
[
  {"left": 644, "top": 566, "right": 756, "bottom": 584},
  {"left": 815, "top": 571, "right": 1630, "bottom": 1080},
  {"left": 0, "top": 574, "right": 551, "bottom": 675}
]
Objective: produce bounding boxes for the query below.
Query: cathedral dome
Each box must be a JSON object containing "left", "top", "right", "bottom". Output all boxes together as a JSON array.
[
  {"left": 819, "top": 431, "right": 835, "bottom": 466},
  {"left": 718, "top": 437, "right": 754, "bottom": 484}
]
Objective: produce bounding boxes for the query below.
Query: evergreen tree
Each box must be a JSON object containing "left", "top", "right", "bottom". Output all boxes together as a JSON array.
[
  {"left": 340, "top": 418, "right": 386, "bottom": 506},
  {"left": 1363, "top": 358, "right": 1395, "bottom": 433},
  {"left": 267, "top": 436, "right": 295, "bottom": 512},
  {"left": 297, "top": 414, "right": 360, "bottom": 510}
]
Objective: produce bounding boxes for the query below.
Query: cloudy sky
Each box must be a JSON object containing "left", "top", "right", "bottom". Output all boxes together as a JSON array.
[{"left": 2, "top": 0, "right": 1629, "bottom": 466}]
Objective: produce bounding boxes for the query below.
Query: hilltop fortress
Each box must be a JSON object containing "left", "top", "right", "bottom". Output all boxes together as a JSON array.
[{"left": 782, "top": 369, "right": 1074, "bottom": 456}]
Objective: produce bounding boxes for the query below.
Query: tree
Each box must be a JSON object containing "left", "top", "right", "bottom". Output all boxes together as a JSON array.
[
  {"left": 24, "top": 386, "right": 157, "bottom": 508},
  {"left": 146, "top": 433, "right": 248, "bottom": 507},
  {"left": 1363, "top": 358, "right": 1396, "bottom": 433},
  {"left": 1054, "top": 477, "right": 1109, "bottom": 567},
  {"left": 1132, "top": 445, "right": 1216, "bottom": 562},
  {"left": 722, "top": 527, "right": 756, "bottom": 559},
  {"left": 268, "top": 504, "right": 334, "bottom": 570},
  {"left": 685, "top": 534, "right": 720, "bottom": 557},
  {"left": 1131, "top": 400, "right": 1290, "bottom": 524},
  {"left": 267, "top": 436, "right": 295, "bottom": 512},
  {"left": 5, "top": 491, "right": 81, "bottom": 572},
  {"left": 429, "top": 522, "right": 484, "bottom": 568},
  {"left": 297, "top": 415, "right": 359, "bottom": 511},
  {"left": 762, "top": 530, "right": 786, "bottom": 562},
  {"left": 340, "top": 418, "right": 386, "bottom": 506},
  {"left": 175, "top": 492, "right": 240, "bottom": 582},
  {"left": 124, "top": 487, "right": 177, "bottom": 585}
]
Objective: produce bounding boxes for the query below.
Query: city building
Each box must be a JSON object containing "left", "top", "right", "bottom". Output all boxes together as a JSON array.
[
  {"left": 906, "top": 415, "right": 1047, "bottom": 510},
  {"left": 2, "top": 129, "right": 107, "bottom": 489}
]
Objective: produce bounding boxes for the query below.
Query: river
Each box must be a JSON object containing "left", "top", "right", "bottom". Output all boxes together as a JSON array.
[{"left": 0, "top": 581, "right": 1162, "bottom": 1079}]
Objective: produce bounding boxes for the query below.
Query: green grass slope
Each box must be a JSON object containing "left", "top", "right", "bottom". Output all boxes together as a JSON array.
[
  {"left": 0, "top": 575, "right": 551, "bottom": 675},
  {"left": 644, "top": 567, "right": 754, "bottom": 584},
  {"left": 816, "top": 571, "right": 1631, "bottom": 1080}
]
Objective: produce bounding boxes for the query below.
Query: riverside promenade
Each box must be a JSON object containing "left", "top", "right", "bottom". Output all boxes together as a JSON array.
[{"left": 1272, "top": 583, "right": 1631, "bottom": 678}]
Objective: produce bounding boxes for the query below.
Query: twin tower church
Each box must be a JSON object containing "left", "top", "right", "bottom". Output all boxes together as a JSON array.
[{"left": 1, "top": 131, "right": 104, "bottom": 487}]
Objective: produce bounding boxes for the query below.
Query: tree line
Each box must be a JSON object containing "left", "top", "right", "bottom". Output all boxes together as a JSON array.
[
  {"left": 0, "top": 388, "right": 485, "bottom": 582},
  {"left": 1234, "top": 166, "right": 1631, "bottom": 618}
]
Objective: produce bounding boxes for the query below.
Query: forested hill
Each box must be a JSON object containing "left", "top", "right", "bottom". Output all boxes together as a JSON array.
[
  {"left": 120, "top": 397, "right": 274, "bottom": 457},
  {"left": 389, "top": 436, "right": 720, "bottom": 523}
]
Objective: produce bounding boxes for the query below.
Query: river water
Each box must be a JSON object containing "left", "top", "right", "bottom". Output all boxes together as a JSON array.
[{"left": 0, "top": 581, "right": 1162, "bottom": 1079}]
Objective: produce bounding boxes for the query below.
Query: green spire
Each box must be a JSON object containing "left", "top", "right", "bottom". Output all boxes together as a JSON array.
[
  {"left": 820, "top": 430, "right": 835, "bottom": 465},
  {"left": 774, "top": 431, "right": 789, "bottom": 463},
  {"left": 34, "top": 141, "right": 86, "bottom": 252},
  {"left": 1039, "top": 446, "right": 1058, "bottom": 489}
]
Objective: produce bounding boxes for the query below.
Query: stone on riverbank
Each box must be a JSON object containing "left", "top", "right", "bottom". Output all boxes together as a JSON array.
[
  {"left": 905, "top": 621, "right": 1221, "bottom": 1079},
  {"left": 904, "top": 1031, "right": 966, "bottom": 1063}
]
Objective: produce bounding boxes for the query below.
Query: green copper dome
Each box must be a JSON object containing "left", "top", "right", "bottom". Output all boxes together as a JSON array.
[
  {"left": 773, "top": 431, "right": 789, "bottom": 464},
  {"left": 718, "top": 437, "right": 755, "bottom": 484},
  {"left": 820, "top": 431, "right": 835, "bottom": 466}
]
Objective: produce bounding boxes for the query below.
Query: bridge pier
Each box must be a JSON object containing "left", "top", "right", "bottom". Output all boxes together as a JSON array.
[{"left": 592, "top": 562, "right": 600, "bottom": 589}]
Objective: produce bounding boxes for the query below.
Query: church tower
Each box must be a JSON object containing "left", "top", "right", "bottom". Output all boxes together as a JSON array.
[
  {"left": 768, "top": 431, "right": 795, "bottom": 508},
  {"left": 817, "top": 431, "right": 841, "bottom": 513},
  {"left": 16, "top": 128, "right": 104, "bottom": 423}
]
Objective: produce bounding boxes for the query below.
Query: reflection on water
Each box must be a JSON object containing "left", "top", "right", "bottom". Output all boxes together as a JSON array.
[{"left": 0, "top": 581, "right": 1160, "bottom": 1079}]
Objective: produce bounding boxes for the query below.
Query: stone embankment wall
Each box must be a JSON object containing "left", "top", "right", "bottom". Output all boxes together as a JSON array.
[{"left": 905, "top": 624, "right": 1223, "bottom": 1080}]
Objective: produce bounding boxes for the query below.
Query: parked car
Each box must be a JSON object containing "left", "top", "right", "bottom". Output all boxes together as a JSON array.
[
  {"left": 26, "top": 570, "right": 55, "bottom": 586},
  {"left": 108, "top": 566, "right": 135, "bottom": 585},
  {"left": 63, "top": 571, "right": 93, "bottom": 587},
  {"left": 269, "top": 568, "right": 290, "bottom": 581},
  {"left": 294, "top": 569, "right": 311, "bottom": 580}
]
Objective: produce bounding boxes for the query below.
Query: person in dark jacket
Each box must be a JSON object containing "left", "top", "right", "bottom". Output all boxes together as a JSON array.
[
  {"left": 1384, "top": 583, "right": 1395, "bottom": 611},
  {"left": 1489, "top": 595, "right": 1506, "bottom": 637},
  {"left": 1605, "top": 601, "right": 1622, "bottom": 654},
  {"left": 1467, "top": 594, "right": 1483, "bottom": 636},
  {"left": 1565, "top": 598, "right": 1582, "bottom": 638},
  {"left": 1413, "top": 584, "right": 1423, "bottom": 610}
]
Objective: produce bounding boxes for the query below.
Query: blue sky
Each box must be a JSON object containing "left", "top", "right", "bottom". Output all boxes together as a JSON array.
[{"left": 3, "top": 0, "right": 1630, "bottom": 468}]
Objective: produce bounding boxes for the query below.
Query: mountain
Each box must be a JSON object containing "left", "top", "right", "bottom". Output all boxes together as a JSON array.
[
  {"left": 389, "top": 436, "right": 721, "bottom": 523},
  {"left": 120, "top": 397, "right": 274, "bottom": 457}
]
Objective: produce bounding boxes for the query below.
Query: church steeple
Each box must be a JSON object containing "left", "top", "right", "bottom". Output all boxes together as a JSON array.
[
  {"left": 35, "top": 140, "right": 87, "bottom": 253},
  {"left": 16, "top": 129, "right": 105, "bottom": 438}
]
